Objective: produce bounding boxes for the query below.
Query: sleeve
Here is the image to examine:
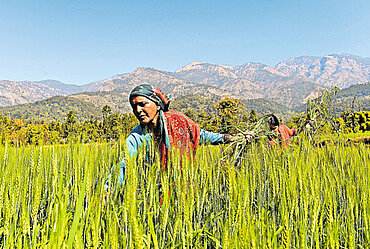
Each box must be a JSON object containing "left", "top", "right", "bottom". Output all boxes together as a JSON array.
[
  {"left": 285, "top": 126, "right": 296, "bottom": 136},
  {"left": 103, "top": 132, "right": 141, "bottom": 191},
  {"left": 104, "top": 160, "right": 126, "bottom": 192},
  {"left": 199, "top": 129, "right": 225, "bottom": 145},
  {"left": 280, "top": 125, "right": 296, "bottom": 137}
]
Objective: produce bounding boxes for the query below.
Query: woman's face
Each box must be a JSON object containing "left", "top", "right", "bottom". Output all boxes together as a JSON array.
[{"left": 130, "top": 96, "right": 160, "bottom": 126}]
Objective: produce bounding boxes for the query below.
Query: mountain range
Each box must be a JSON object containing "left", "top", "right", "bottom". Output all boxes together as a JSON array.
[{"left": 0, "top": 53, "right": 369, "bottom": 120}]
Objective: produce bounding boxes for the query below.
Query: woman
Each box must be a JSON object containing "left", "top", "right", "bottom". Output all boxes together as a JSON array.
[
  {"left": 267, "top": 114, "right": 313, "bottom": 148},
  {"left": 105, "top": 84, "right": 234, "bottom": 190}
]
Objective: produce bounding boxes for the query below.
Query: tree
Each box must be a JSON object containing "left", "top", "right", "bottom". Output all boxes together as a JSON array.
[
  {"left": 216, "top": 97, "right": 245, "bottom": 133},
  {"left": 25, "top": 124, "right": 44, "bottom": 145},
  {"left": 248, "top": 109, "right": 258, "bottom": 123},
  {"left": 102, "top": 106, "right": 112, "bottom": 140},
  {"left": 63, "top": 110, "right": 77, "bottom": 141},
  {"left": 102, "top": 105, "right": 112, "bottom": 121}
]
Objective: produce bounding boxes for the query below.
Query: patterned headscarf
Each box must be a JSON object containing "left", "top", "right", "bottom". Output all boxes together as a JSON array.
[
  {"left": 129, "top": 84, "right": 171, "bottom": 149},
  {"left": 129, "top": 84, "right": 170, "bottom": 111}
]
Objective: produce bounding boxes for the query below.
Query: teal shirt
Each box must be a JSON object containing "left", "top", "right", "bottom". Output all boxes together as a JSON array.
[{"left": 104, "top": 126, "right": 224, "bottom": 190}]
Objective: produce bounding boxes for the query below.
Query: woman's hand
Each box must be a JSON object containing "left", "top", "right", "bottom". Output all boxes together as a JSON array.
[
  {"left": 305, "top": 120, "right": 315, "bottom": 127},
  {"left": 225, "top": 132, "right": 253, "bottom": 143}
]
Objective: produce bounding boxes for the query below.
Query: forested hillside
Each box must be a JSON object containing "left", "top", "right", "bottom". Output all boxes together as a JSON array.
[
  {"left": 0, "top": 96, "right": 103, "bottom": 122},
  {"left": 0, "top": 82, "right": 369, "bottom": 122}
]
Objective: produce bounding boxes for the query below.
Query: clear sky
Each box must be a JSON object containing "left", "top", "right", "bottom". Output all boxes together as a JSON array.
[{"left": 0, "top": 0, "right": 369, "bottom": 85}]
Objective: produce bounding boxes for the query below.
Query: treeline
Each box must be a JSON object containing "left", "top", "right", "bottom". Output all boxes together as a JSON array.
[
  {"left": 0, "top": 96, "right": 104, "bottom": 122},
  {"left": 0, "top": 106, "right": 138, "bottom": 146},
  {"left": 0, "top": 98, "right": 257, "bottom": 146},
  {"left": 182, "top": 97, "right": 259, "bottom": 134},
  {"left": 337, "top": 111, "right": 370, "bottom": 133},
  {"left": 1, "top": 98, "right": 369, "bottom": 146}
]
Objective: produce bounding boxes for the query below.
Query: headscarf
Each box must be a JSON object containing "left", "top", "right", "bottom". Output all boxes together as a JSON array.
[
  {"left": 129, "top": 84, "right": 201, "bottom": 168},
  {"left": 129, "top": 84, "right": 171, "bottom": 149}
]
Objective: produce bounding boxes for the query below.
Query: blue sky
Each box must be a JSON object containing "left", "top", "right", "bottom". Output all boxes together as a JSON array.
[{"left": 0, "top": 0, "right": 369, "bottom": 85}]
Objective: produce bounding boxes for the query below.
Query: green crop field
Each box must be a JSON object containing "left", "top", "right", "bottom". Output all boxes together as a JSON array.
[{"left": 0, "top": 138, "right": 369, "bottom": 248}]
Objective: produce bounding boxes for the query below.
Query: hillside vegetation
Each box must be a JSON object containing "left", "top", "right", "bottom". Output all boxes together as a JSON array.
[
  {"left": 0, "top": 96, "right": 103, "bottom": 122},
  {"left": 2, "top": 82, "right": 369, "bottom": 122}
]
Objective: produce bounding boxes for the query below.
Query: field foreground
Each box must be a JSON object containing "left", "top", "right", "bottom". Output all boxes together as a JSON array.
[{"left": 0, "top": 139, "right": 369, "bottom": 248}]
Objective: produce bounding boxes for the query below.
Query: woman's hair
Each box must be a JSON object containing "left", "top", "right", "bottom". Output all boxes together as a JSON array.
[{"left": 267, "top": 114, "right": 279, "bottom": 127}]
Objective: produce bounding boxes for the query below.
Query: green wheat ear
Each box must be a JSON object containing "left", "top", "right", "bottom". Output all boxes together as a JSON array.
[{"left": 0, "top": 132, "right": 368, "bottom": 247}]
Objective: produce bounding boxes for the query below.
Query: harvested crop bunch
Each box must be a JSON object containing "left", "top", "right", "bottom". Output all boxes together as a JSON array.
[
  {"left": 222, "top": 115, "right": 276, "bottom": 165},
  {"left": 301, "top": 86, "right": 340, "bottom": 137}
]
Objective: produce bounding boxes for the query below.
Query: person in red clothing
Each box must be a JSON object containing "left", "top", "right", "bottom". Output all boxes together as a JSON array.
[{"left": 267, "top": 114, "right": 298, "bottom": 148}]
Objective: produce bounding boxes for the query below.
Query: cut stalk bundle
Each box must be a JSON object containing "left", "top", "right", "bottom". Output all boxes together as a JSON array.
[
  {"left": 222, "top": 115, "right": 275, "bottom": 165},
  {"left": 224, "top": 87, "right": 341, "bottom": 165},
  {"left": 300, "top": 86, "right": 340, "bottom": 137}
]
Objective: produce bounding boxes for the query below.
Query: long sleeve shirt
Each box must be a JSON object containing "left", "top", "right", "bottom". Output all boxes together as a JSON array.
[{"left": 104, "top": 126, "right": 225, "bottom": 190}]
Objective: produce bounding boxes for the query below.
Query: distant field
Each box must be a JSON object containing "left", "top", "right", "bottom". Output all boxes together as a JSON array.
[
  {"left": 320, "top": 131, "right": 370, "bottom": 142},
  {"left": 340, "top": 131, "right": 370, "bottom": 139},
  {"left": 0, "top": 138, "right": 369, "bottom": 247}
]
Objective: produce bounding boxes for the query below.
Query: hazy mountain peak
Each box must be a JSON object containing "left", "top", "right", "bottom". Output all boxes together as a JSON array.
[
  {"left": 175, "top": 62, "right": 209, "bottom": 73},
  {"left": 37, "top": 79, "right": 64, "bottom": 84},
  {"left": 274, "top": 54, "right": 370, "bottom": 88},
  {"left": 111, "top": 73, "right": 128, "bottom": 78},
  {"left": 133, "top": 67, "right": 159, "bottom": 73},
  {"left": 0, "top": 79, "right": 82, "bottom": 107},
  {"left": 241, "top": 62, "right": 267, "bottom": 67},
  {"left": 0, "top": 53, "right": 369, "bottom": 111},
  {"left": 219, "top": 64, "right": 235, "bottom": 70}
]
